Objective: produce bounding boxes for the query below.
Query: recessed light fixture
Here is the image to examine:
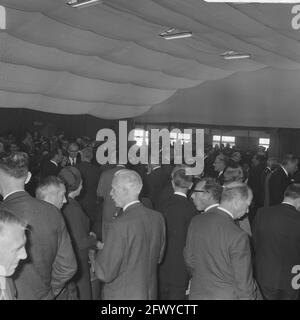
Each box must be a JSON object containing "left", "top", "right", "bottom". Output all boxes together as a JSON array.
[
  {"left": 160, "top": 28, "right": 193, "bottom": 40},
  {"left": 67, "top": 0, "right": 103, "bottom": 8},
  {"left": 221, "top": 51, "right": 251, "bottom": 60}
]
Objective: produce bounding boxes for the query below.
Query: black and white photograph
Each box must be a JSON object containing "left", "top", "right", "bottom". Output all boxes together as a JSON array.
[{"left": 0, "top": 0, "right": 300, "bottom": 306}]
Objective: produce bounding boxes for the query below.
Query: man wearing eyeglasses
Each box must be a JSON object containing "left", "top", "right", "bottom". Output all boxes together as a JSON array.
[
  {"left": 190, "top": 178, "right": 222, "bottom": 213},
  {"left": 184, "top": 182, "right": 258, "bottom": 300}
]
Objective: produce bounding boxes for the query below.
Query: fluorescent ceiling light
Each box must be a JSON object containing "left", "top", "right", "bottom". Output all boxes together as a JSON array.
[
  {"left": 221, "top": 51, "right": 251, "bottom": 60},
  {"left": 160, "top": 28, "right": 192, "bottom": 40},
  {"left": 67, "top": 0, "right": 102, "bottom": 8}
]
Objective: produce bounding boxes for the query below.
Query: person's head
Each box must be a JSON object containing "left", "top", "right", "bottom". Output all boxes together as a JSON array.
[
  {"left": 110, "top": 169, "right": 143, "bottom": 208},
  {"left": 231, "top": 151, "right": 242, "bottom": 164},
  {"left": 213, "top": 153, "right": 228, "bottom": 173},
  {"left": 36, "top": 176, "right": 67, "bottom": 210},
  {"left": 49, "top": 147, "right": 63, "bottom": 164},
  {"left": 58, "top": 166, "right": 82, "bottom": 199},
  {"left": 9, "top": 143, "right": 19, "bottom": 153},
  {"left": 0, "top": 152, "right": 31, "bottom": 196},
  {"left": 191, "top": 178, "right": 223, "bottom": 211},
  {"left": 67, "top": 143, "right": 79, "bottom": 160},
  {"left": 171, "top": 166, "right": 193, "bottom": 194},
  {"left": 252, "top": 154, "right": 266, "bottom": 167},
  {"left": 282, "top": 154, "right": 299, "bottom": 175},
  {"left": 220, "top": 182, "right": 253, "bottom": 219},
  {"left": 223, "top": 166, "right": 244, "bottom": 185},
  {"left": 0, "top": 209, "right": 27, "bottom": 277},
  {"left": 267, "top": 157, "right": 278, "bottom": 170},
  {"left": 283, "top": 184, "right": 300, "bottom": 211},
  {"left": 80, "top": 147, "right": 93, "bottom": 163}
]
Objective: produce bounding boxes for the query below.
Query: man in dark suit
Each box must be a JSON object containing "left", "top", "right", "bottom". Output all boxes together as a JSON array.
[
  {"left": 0, "top": 152, "right": 77, "bottom": 300},
  {"left": 40, "top": 147, "right": 63, "bottom": 179},
  {"left": 66, "top": 142, "right": 81, "bottom": 166},
  {"left": 0, "top": 208, "right": 27, "bottom": 300},
  {"left": 76, "top": 147, "right": 102, "bottom": 238},
  {"left": 213, "top": 153, "right": 228, "bottom": 185},
  {"left": 253, "top": 184, "right": 300, "bottom": 300},
  {"left": 144, "top": 163, "right": 170, "bottom": 209},
  {"left": 268, "top": 154, "right": 298, "bottom": 206},
  {"left": 159, "top": 166, "right": 197, "bottom": 300},
  {"left": 261, "top": 157, "right": 278, "bottom": 207},
  {"left": 184, "top": 182, "right": 258, "bottom": 300},
  {"left": 94, "top": 169, "right": 165, "bottom": 300}
]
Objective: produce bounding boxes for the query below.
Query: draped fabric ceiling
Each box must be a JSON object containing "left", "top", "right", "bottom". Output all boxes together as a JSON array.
[{"left": 0, "top": 1, "right": 299, "bottom": 127}]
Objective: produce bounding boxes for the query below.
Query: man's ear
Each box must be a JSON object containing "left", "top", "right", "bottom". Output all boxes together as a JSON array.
[{"left": 25, "top": 171, "right": 32, "bottom": 185}]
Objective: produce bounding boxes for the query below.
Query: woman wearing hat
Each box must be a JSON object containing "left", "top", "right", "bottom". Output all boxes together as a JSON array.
[{"left": 58, "top": 166, "right": 99, "bottom": 300}]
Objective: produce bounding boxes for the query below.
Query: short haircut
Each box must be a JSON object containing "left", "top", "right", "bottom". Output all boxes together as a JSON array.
[
  {"left": 58, "top": 166, "right": 82, "bottom": 192},
  {"left": 0, "top": 152, "right": 29, "bottom": 178},
  {"left": 171, "top": 166, "right": 193, "bottom": 189},
  {"left": 0, "top": 208, "right": 26, "bottom": 236},
  {"left": 216, "top": 153, "right": 229, "bottom": 165},
  {"left": 48, "top": 147, "right": 61, "bottom": 160},
  {"left": 198, "top": 178, "right": 223, "bottom": 202},
  {"left": 81, "top": 147, "right": 93, "bottom": 161},
  {"left": 255, "top": 154, "right": 267, "bottom": 163},
  {"left": 68, "top": 143, "right": 79, "bottom": 151},
  {"left": 114, "top": 169, "right": 143, "bottom": 193},
  {"left": 36, "top": 176, "right": 65, "bottom": 199},
  {"left": 221, "top": 182, "right": 251, "bottom": 203},
  {"left": 284, "top": 184, "right": 300, "bottom": 199},
  {"left": 282, "top": 154, "right": 298, "bottom": 166},
  {"left": 223, "top": 166, "right": 244, "bottom": 184}
]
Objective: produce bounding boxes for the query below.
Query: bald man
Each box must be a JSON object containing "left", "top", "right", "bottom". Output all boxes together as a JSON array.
[{"left": 94, "top": 169, "right": 166, "bottom": 300}]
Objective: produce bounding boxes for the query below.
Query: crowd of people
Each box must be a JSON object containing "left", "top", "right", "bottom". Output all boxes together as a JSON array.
[{"left": 0, "top": 130, "right": 300, "bottom": 300}]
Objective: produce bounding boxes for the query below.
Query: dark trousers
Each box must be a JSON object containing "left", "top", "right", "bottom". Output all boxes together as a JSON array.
[
  {"left": 159, "top": 282, "right": 187, "bottom": 300},
  {"left": 260, "top": 284, "right": 299, "bottom": 300}
]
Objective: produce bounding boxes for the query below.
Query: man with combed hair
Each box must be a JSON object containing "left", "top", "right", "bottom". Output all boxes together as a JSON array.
[
  {"left": 190, "top": 178, "right": 222, "bottom": 213},
  {"left": 94, "top": 169, "right": 166, "bottom": 300},
  {"left": 158, "top": 166, "right": 197, "bottom": 300},
  {"left": 0, "top": 152, "right": 77, "bottom": 299},
  {"left": 268, "top": 154, "right": 298, "bottom": 206},
  {"left": 36, "top": 176, "right": 67, "bottom": 210},
  {"left": 253, "top": 183, "right": 300, "bottom": 300},
  {"left": 184, "top": 182, "right": 258, "bottom": 300},
  {"left": 0, "top": 209, "right": 27, "bottom": 300}
]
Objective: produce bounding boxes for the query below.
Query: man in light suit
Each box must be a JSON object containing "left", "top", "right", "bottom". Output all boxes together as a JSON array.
[
  {"left": 253, "top": 184, "right": 300, "bottom": 300},
  {"left": 94, "top": 169, "right": 165, "bottom": 300},
  {"left": 0, "top": 208, "right": 27, "bottom": 300},
  {"left": 0, "top": 152, "right": 77, "bottom": 300},
  {"left": 96, "top": 162, "right": 126, "bottom": 241},
  {"left": 184, "top": 182, "right": 258, "bottom": 300}
]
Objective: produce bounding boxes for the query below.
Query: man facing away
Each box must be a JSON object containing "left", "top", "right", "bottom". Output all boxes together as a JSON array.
[
  {"left": 268, "top": 154, "right": 298, "bottom": 206},
  {"left": 158, "top": 166, "right": 197, "bottom": 300},
  {"left": 94, "top": 169, "right": 166, "bottom": 300},
  {"left": 0, "top": 152, "right": 77, "bottom": 299},
  {"left": 0, "top": 208, "right": 27, "bottom": 300},
  {"left": 253, "top": 183, "right": 300, "bottom": 300},
  {"left": 184, "top": 182, "right": 258, "bottom": 300}
]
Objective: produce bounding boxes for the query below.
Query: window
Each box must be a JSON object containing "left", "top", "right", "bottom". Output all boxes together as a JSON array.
[
  {"left": 213, "top": 135, "right": 235, "bottom": 148},
  {"left": 170, "top": 132, "right": 191, "bottom": 145},
  {"left": 133, "top": 129, "right": 149, "bottom": 146},
  {"left": 259, "top": 138, "right": 270, "bottom": 150}
]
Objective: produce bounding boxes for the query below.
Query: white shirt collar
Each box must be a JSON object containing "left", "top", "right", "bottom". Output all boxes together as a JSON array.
[
  {"left": 69, "top": 156, "right": 76, "bottom": 164},
  {"left": 123, "top": 200, "right": 140, "bottom": 212},
  {"left": 3, "top": 190, "right": 24, "bottom": 201},
  {"left": 204, "top": 203, "right": 219, "bottom": 212},
  {"left": 282, "top": 201, "right": 295, "bottom": 208},
  {"left": 174, "top": 191, "right": 187, "bottom": 198},
  {"left": 281, "top": 165, "right": 288, "bottom": 177},
  {"left": 152, "top": 166, "right": 161, "bottom": 171},
  {"left": 0, "top": 276, "right": 6, "bottom": 290},
  {"left": 50, "top": 160, "right": 58, "bottom": 167},
  {"left": 217, "top": 206, "right": 234, "bottom": 219},
  {"left": 218, "top": 170, "right": 224, "bottom": 177}
]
